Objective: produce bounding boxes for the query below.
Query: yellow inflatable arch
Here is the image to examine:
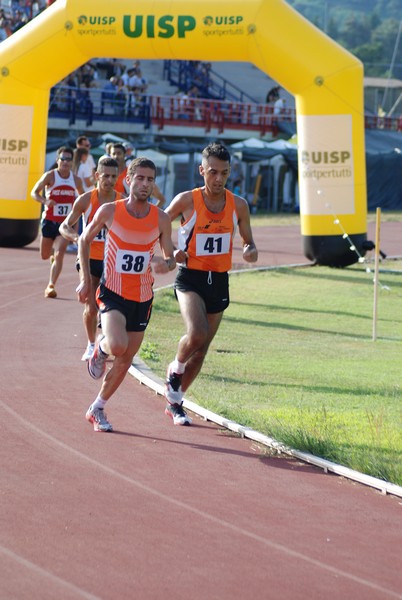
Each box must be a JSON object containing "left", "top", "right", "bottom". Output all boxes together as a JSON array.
[{"left": 0, "top": 0, "right": 367, "bottom": 266}]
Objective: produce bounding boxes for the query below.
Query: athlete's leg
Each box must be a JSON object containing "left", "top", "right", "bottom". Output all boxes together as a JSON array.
[
  {"left": 98, "top": 309, "right": 144, "bottom": 400},
  {"left": 40, "top": 235, "right": 54, "bottom": 260},
  {"left": 49, "top": 234, "right": 69, "bottom": 286},
  {"left": 175, "top": 290, "right": 223, "bottom": 392},
  {"left": 83, "top": 275, "right": 100, "bottom": 344}
]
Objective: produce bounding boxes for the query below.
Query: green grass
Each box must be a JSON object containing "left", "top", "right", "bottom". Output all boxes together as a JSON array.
[
  {"left": 246, "top": 210, "right": 402, "bottom": 227},
  {"left": 171, "top": 209, "right": 402, "bottom": 230},
  {"left": 141, "top": 259, "right": 402, "bottom": 486}
]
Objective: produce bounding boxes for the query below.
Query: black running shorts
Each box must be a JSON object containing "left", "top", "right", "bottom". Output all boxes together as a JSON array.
[
  {"left": 96, "top": 283, "right": 153, "bottom": 332},
  {"left": 174, "top": 267, "right": 229, "bottom": 314},
  {"left": 76, "top": 258, "right": 103, "bottom": 280},
  {"left": 41, "top": 219, "right": 61, "bottom": 239}
]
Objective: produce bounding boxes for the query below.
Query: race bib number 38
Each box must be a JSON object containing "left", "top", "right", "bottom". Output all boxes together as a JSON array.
[
  {"left": 115, "top": 249, "right": 150, "bottom": 274},
  {"left": 196, "top": 233, "right": 230, "bottom": 256}
]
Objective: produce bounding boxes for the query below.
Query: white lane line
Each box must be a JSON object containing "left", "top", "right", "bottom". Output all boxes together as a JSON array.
[
  {"left": 0, "top": 545, "right": 101, "bottom": 600},
  {"left": 2, "top": 399, "right": 401, "bottom": 599}
]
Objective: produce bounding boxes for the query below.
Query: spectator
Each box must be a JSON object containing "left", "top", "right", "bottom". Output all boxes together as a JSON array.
[
  {"left": 124, "top": 142, "right": 135, "bottom": 165},
  {"left": 104, "top": 142, "right": 114, "bottom": 157},
  {"left": 11, "top": 9, "right": 27, "bottom": 33},
  {"left": 76, "top": 135, "right": 96, "bottom": 176},
  {"left": 114, "top": 77, "right": 128, "bottom": 116},
  {"left": 266, "top": 86, "right": 280, "bottom": 105},
  {"left": 95, "top": 58, "right": 124, "bottom": 80},
  {"left": 72, "top": 147, "right": 95, "bottom": 193},
  {"left": 273, "top": 88, "right": 286, "bottom": 115},
  {"left": 0, "top": 9, "right": 10, "bottom": 41},
  {"left": 100, "top": 76, "right": 118, "bottom": 114}
]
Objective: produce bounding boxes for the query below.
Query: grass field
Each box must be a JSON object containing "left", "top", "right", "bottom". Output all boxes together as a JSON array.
[{"left": 141, "top": 257, "right": 402, "bottom": 486}]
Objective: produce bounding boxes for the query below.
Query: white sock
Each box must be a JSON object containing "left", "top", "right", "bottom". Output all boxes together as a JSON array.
[
  {"left": 171, "top": 358, "right": 185, "bottom": 374},
  {"left": 91, "top": 397, "right": 107, "bottom": 410}
]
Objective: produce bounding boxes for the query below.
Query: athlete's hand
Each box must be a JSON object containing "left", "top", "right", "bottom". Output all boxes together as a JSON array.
[
  {"left": 174, "top": 248, "right": 187, "bottom": 264},
  {"left": 152, "top": 256, "right": 172, "bottom": 274},
  {"left": 76, "top": 281, "right": 90, "bottom": 304},
  {"left": 243, "top": 243, "right": 258, "bottom": 263}
]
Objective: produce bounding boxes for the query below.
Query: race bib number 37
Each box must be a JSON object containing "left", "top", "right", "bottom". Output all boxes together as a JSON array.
[
  {"left": 196, "top": 233, "right": 230, "bottom": 256},
  {"left": 115, "top": 249, "right": 150, "bottom": 274},
  {"left": 53, "top": 203, "right": 72, "bottom": 217}
]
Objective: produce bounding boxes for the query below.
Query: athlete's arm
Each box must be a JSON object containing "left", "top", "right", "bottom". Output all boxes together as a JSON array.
[
  {"left": 74, "top": 174, "right": 85, "bottom": 196},
  {"left": 165, "top": 190, "right": 193, "bottom": 263},
  {"left": 151, "top": 183, "right": 166, "bottom": 208},
  {"left": 153, "top": 210, "right": 176, "bottom": 274},
  {"left": 235, "top": 195, "right": 258, "bottom": 263},
  {"left": 76, "top": 203, "right": 114, "bottom": 303},
  {"left": 165, "top": 190, "right": 193, "bottom": 222},
  {"left": 30, "top": 171, "right": 54, "bottom": 206},
  {"left": 59, "top": 191, "right": 91, "bottom": 243}
]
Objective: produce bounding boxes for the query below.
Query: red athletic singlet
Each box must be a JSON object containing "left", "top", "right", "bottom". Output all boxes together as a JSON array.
[{"left": 44, "top": 170, "right": 77, "bottom": 223}]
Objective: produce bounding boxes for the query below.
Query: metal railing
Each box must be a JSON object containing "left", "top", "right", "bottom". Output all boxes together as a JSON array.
[{"left": 48, "top": 85, "right": 402, "bottom": 135}]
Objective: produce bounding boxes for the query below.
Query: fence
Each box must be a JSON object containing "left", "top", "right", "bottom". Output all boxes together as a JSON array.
[{"left": 48, "top": 85, "right": 402, "bottom": 135}]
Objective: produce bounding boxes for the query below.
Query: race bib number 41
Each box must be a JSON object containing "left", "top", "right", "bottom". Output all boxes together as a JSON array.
[
  {"left": 196, "top": 233, "right": 230, "bottom": 256},
  {"left": 115, "top": 249, "right": 150, "bottom": 273}
]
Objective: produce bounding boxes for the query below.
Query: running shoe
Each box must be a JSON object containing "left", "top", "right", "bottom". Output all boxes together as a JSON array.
[
  {"left": 44, "top": 284, "right": 57, "bottom": 298},
  {"left": 165, "top": 402, "right": 192, "bottom": 426},
  {"left": 88, "top": 337, "right": 108, "bottom": 379},
  {"left": 165, "top": 364, "right": 183, "bottom": 404},
  {"left": 81, "top": 342, "right": 95, "bottom": 362},
  {"left": 86, "top": 406, "right": 113, "bottom": 432}
]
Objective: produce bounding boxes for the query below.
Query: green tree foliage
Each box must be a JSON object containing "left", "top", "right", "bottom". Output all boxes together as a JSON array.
[{"left": 288, "top": 0, "right": 401, "bottom": 77}]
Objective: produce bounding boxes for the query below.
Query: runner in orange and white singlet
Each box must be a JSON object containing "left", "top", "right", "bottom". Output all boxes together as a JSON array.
[
  {"left": 101, "top": 198, "right": 159, "bottom": 303},
  {"left": 59, "top": 156, "right": 120, "bottom": 361},
  {"left": 76, "top": 157, "right": 176, "bottom": 433},
  {"left": 111, "top": 142, "right": 130, "bottom": 195},
  {"left": 163, "top": 142, "right": 258, "bottom": 426},
  {"left": 31, "top": 146, "right": 84, "bottom": 299}
]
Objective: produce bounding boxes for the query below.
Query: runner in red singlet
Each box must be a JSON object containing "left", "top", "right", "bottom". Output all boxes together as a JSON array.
[{"left": 31, "top": 146, "right": 84, "bottom": 298}]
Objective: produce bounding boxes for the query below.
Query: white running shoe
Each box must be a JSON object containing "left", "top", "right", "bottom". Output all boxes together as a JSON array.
[
  {"left": 165, "top": 402, "right": 192, "bottom": 426},
  {"left": 165, "top": 363, "right": 184, "bottom": 404},
  {"left": 88, "top": 336, "right": 108, "bottom": 379},
  {"left": 86, "top": 406, "right": 113, "bottom": 432},
  {"left": 81, "top": 342, "right": 95, "bottom": 362}
]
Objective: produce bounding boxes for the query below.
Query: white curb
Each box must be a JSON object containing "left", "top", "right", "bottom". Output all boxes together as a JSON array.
[{"left": 129, "top": 356, "right": 402, "bottom": 499}]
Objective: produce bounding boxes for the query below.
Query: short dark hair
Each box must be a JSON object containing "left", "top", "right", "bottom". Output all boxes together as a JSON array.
[
  {"left": 57, "top": 146, "right": 74, "bottom": 159},
  {"left": 202, "top": 142, "right": 231, "bottom": 164},
  {"left": 76, "top": 135, "right": 89, "bottom": 146},
  {"left": 97, "top": 156, "right": 118, "bottom": 170},
  {"left": 127, "top": 157, "right": 156, "bottom": 178},
  {"left": 111, "top": 143, "right": 126, "bottom": 154}
]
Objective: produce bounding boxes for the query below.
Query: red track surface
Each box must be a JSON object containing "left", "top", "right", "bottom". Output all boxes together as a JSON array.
[{"left": 1, "top": 222, "right": 401, "bottom": 600}]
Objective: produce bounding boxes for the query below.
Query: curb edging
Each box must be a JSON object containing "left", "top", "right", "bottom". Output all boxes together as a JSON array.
[{"left": 129, "top": 357, "right": 402, "bottom": 500}]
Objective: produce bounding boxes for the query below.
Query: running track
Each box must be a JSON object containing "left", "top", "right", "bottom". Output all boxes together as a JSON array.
[{"left": 1, "top": 223, "right": 401, "bottom": 600}]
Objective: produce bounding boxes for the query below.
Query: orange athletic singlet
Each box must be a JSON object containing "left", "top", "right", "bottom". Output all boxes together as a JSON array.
[
  {"left": 114, "top": 168, "right": 129, "bottom": 194},
  {"left": 83, "top": 189, "right": 122, "bottom": 260},
  {"left": 178, "top": 188, "right": 238, "bottom": 272},
  {"left": 44, "top": 169, "right": 77, "bottom": 223},
  {"left": 102, "top": 200, "right": 160, "bottom": 302}
]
